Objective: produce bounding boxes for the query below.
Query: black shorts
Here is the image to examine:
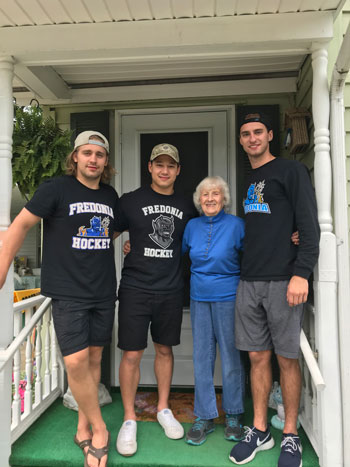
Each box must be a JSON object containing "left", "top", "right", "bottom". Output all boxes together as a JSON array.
[
  {"left": 52, "top": 299, "right": 116, "bottom": 357},
  {"left": 117, "top": 288, "right": 183, "bottom": 351}
]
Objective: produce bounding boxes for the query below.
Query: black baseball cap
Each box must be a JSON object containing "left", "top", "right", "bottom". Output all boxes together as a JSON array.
[{"left": 239, "top": 112, "right": 272, "bottom": 132}]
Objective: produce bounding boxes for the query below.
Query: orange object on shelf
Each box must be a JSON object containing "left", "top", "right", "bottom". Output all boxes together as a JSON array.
[{"left": 13, "top": 288, "right": 41, "bottom": 303}]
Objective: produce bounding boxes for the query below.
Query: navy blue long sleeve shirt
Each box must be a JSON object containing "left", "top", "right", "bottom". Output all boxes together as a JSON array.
[{"left": 241, "top": 157, "right": 320, "bottom": 281}]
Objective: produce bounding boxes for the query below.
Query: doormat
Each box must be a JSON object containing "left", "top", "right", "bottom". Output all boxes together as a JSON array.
[{"left": 135, "top": 391, "right": 225, "bottom": 424}]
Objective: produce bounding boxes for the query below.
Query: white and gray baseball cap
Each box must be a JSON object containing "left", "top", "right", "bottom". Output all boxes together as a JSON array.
[{"left": 74, "top": 130, "right": 109, "bottom": 153}]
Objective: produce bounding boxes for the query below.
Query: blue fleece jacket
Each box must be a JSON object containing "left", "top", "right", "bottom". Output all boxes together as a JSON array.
[{"left": 182, "top": 209, "right": 245, "bottom": 301}]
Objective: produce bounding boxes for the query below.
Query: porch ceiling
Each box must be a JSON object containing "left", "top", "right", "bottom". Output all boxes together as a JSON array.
[{"left": 0, "top": 0, "right": 345, "bottom": 105}]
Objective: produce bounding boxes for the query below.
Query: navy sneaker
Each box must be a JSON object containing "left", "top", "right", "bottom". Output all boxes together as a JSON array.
[
  {"left": 185, "top": 418, "right": 215, "bottom": 446},
  {"left": 278, "top": 433, "right": 302, "bottom": 467},
  {"left": 224, "top": 414, "right": 245, "bottom": 441},
  {"left": 229, "top": 426, "right": 275, "bottom": 464}
]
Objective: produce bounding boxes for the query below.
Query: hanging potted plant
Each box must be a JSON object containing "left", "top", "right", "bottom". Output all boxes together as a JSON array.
[{"left": 12, "top": 103, "right": 72, "bottom": 199}]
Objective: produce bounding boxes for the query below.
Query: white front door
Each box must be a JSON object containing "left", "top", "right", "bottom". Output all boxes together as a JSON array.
[{"left": 114, "top": 107, "right": 235, "bottom": 386}]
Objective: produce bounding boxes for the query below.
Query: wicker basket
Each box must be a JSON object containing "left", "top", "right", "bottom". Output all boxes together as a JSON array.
[{"left": 285, "top": 108, "right": 311, "bottom": 154}]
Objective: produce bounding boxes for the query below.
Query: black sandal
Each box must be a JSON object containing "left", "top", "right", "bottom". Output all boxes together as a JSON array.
[
  {"left": 74, "top": 435, "right": 92, "bottom": 452},
  {"left": 74, "top": 435, "right": 92, "bottom": 466},
  {"left": 84, "top": 432, "right": 110, "bottom": 467}
]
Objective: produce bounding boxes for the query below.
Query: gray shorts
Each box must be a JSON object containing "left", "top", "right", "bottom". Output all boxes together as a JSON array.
[{"left": 235, "top": 280, "right": 304, "bottom": 359}]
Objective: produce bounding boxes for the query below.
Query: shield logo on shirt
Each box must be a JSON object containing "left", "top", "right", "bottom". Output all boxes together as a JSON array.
[{"left": 149, "top": 215, "right": 175, "bottom": 249}]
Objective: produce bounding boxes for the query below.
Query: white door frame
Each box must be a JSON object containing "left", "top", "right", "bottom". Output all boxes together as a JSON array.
[{"left": 111, "top": 105, "right": 236, "bottom": 386}]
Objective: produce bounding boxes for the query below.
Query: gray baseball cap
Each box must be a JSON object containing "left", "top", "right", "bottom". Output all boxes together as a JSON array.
[{"left": 74, "top": 131, "right": 109, "bottom": 153}]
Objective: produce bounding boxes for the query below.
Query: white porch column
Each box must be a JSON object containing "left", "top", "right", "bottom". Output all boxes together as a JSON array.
[
  {"left": 0, "top": 56, "right": 14, "bottom": 467},
  {"left": 311, "top": 44, "right": 342, "bottom": 467}
]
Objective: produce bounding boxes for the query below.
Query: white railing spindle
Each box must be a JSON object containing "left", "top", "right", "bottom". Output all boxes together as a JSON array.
[
  {"left": 11, "top": 312, "right": 22, "bottom": 428},
  {"left": 1, "top": 295, "right": 63, "bottom": 443},
  {"left": 44, "top": 314, "right": 51, "bottom": 397},
  {"left": 50, "top": 311, "right": 58, "bottom": 390},
  {"left": 23, "top": 308, "right": 34, "bottom": 417},
  {"left": 34, "top": 318, "right": 43, "bottom": 406}
]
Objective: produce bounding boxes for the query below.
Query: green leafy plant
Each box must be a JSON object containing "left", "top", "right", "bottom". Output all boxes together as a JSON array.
[{"left": 12, "top": 105, "right": 72, "bottom": 199}]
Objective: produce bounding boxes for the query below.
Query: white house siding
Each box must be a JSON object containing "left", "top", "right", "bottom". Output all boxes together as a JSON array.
[
  {"left": 335, "top": 1, "right": 350, "bottom": 237},
  {"left": 344, "top": 9, "right": 350, "bottom": 238}
]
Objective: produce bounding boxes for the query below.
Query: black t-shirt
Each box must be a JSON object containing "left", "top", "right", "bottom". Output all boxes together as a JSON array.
[
  {"left": 241, "top": 157, "right": 320, "bottom": 281},
  {"left": 25, "top": 175, "right": 119, "bottom": 302},
  {"left": 115, "top": 185, "right": 197, "bottom": 293}
]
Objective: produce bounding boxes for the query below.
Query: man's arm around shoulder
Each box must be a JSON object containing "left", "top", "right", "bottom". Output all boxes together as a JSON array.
[{"left": 0, "top": 208, "right": 41, "bottom": 289}]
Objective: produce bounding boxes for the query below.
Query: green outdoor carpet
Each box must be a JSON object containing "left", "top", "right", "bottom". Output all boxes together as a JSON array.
[{"left": 10, "top": 389, "right": 320, "bottom": 467}]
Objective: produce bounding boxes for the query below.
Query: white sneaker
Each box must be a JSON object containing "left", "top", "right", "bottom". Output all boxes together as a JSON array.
[
  {"left": 116, "top": 420, "right": 137, "bottom": 456},
  {"left": 157, "top": 408, "right": 184, "bottom": 439}
]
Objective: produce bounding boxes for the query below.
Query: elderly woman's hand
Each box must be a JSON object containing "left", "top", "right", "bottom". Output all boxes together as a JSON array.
[
  {"left": 291, "top": 231, "right": 299, "bottom": 246},
  {"left": 123, "top": 240, "right": 131, "bottom": 255}
]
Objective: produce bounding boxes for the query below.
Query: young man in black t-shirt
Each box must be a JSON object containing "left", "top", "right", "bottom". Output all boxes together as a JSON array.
[
  {"left": 115, "top": 143, "right": 196, "bottom": 457},
  {"left": 229, "top": 113, "right": 320, "bottom": 467},
  {"left": 0, "top": 131, "right": 118, "bottom": 467}
]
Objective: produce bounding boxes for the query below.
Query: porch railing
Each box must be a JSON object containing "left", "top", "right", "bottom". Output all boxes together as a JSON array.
[
  {"left": 0, "top": 295, "right": 64, "bottom": 443},
  {"left": 1, "top": 294, "right": 325, "bottom": 457},
  {"left": 299, "top": 303, "right": 325, "bottom": 457}
]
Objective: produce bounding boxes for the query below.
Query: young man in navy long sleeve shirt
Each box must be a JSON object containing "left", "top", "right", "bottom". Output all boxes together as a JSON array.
[{"left": 229, "top": 112, "right": 320, "bottom": 467}]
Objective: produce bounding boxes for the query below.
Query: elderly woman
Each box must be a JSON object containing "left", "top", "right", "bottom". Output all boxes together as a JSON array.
[{"left": 182, "top": 175, "right": 245, "bottom": 446}]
